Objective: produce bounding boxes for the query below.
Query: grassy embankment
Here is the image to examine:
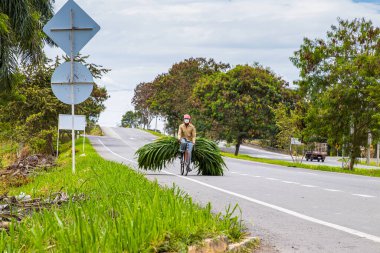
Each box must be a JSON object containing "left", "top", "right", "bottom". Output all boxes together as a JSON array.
[
  {"left": 142, "top": 129, "right": 165, "bottom": 137},
  {"left": 340, "top": 158, "right": 380, "bottom": 167},
  {"left": 222, "top": 152, "right": 380, "bottom": 178},
  {"left": 0, "top": 142, "right": 17, "bottom": 168},
  {"left": 0, "top": 139, "right": 246, "bottom": 252}
]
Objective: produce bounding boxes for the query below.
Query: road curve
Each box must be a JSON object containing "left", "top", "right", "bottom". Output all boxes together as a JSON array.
[{"left": 89, "top": 127, "right": 380, "bottom": 253}]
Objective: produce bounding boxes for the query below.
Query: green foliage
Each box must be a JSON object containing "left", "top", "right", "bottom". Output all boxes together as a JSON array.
[
  {"left": 194, "top": 64, "right": 291, "bottom": 155},
  {"left": 192, "top": 138, "right": 227, "bottom": 176},
  {"left": 132, "top": 82, "right": 155, "bottom": 129},
  {"left": 135, "top": 137, "right": 227, "bottom": 175},
  {"left": 132, "top": 58, "right": 230, "bottom": 134},
  {"left": 121, "top": 110, "right": 141, "bottom": 128},
  {"left": 291, "top": 18, "right": 380, "bottom": 169},
  {"left": 272, "top": 102, "right": 306, "bottom": 149},
  {"left": 0, "top": 0, "right": 54, "bottom": 90},
  {"left": 143, "top": 129, "right": 165, "bottom": 137},
  {"left": 1, "top": 139, "right": 245, "bottom": 251},
  {"left": 0, "top": 56, "right": 109, "bottom": 154}
]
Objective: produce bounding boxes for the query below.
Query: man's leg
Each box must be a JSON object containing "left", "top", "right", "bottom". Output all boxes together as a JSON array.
[
  {"left": 180, "top": 138, "right": 187, "bottom": 153},
  {"left": 180, "top": 138, "right": 187, "bottom": 161},
  {"left": 187, "top": 141, "right": 194, "bottom": 165}
]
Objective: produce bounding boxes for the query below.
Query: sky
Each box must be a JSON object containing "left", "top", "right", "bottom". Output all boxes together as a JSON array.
[{"left": 44, "top": 0, "right": 380, "bottom": 128}]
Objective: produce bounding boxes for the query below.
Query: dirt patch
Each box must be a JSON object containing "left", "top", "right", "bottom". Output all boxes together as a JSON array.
[
  {"left": 0, "top": 192, "right": 85, "bottom": 230},
  {"left": 1, "top": 154, "right": 56, "bottom": 193}
]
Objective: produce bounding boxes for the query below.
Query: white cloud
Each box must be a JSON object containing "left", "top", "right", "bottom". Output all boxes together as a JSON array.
[{"left": 45, "top": 0, "right": 380, "bottom": 126}]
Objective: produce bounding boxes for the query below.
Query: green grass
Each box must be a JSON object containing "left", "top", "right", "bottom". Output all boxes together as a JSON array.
[
  {"left": 0, "top": 139, "right": 246, "bottom": 252},
  {"left": 222, "top": 152, "right": 380, "bottom": 178},
  {"left": 142, "top": 129, "right": 165, "bottom": 137},
  {"left": 339, "top": 158, "right": 380, "bottom": 167}
]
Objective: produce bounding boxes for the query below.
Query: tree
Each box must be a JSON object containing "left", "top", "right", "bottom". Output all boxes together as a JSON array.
[
  {"left": 132, "top": 82, "right": 155, "bottom": 129},
  {"left": 194, "top": 64, "right": 289, "bottom": 155},
  {"left": 121, "top": 111, "right": 140, "bottom": 128},
  {"left": 0, "top": 0, "right": 54, "bottom": 90},
  {"left": 273, "top": 102, "right": 305, "bottom": 150},
  {"left": 0, "top": 55, "right": 109, "bottom": 154},
  {"left": 143, "top": 58, "right": 229, "bottom": 135},
  {"left": 291, "top": 18, "right": 380, "bottom": 170}
]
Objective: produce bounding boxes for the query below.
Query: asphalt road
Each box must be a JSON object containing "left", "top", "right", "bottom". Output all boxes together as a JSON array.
[{"left": 89, "top": 127, "right": 380, "bottom": 253}]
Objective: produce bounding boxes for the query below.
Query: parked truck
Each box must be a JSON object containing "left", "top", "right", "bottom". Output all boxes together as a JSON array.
[{"left": 305, "top": 142, "right": 327, "bottom": 162}]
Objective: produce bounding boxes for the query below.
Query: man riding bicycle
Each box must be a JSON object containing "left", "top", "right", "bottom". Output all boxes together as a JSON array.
[{"left": 178, "top": 114, "right": 196, "bottom": 170}]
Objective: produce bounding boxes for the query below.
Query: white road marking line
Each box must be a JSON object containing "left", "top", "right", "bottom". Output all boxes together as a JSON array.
[
  {"left": 129, "top": 137, "right": 135, "bottom": 140},
  {"left": 298, "top": 172, "right": 318, "bottom": 176},
  {"left": 161, "top": 170, "right": 380, "bottom": 244},
  {"left": 352, "top": 194, "right": 376, "bottom": 198},
  {"left": 254, "top": 176, "right": 262, "bottom": 178},
  {"left": 301, "top": 184, "right": 317, "bottom": 188},
  {"left": 230, "top": 172, "right": 238, "bottom": 174},
  {"left": 281, "top": 181, "right": 299, "bottom": 184},
  {"left": 97, "top": 139, "right": 138, "bottom": 164},
  {"left": 240, "top": 173, "right": 249, "bottom": 176},
  {"left": 266, "top": 177, "right": 279, "bottom": 181},
  {"left": 324, "top": 188, "right": 342, "bottom": 192},
  {"left": 97, "top": 142, "right": 380, "bottom": 244}
]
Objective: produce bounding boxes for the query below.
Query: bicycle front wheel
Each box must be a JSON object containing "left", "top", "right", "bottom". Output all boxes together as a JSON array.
[
  {"left": 184, "top": 162, "right": 190, "bottom": 176},
  {"left": 180, "top": 160, "right": 185, "bottom": 175}
]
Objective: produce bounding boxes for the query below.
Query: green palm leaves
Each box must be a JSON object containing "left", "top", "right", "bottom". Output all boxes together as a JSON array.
[
  {"left": 135, "top": 137, "right": 226, "bottom": 176},
  {"left": 136, "top": 137, "right": 179, "bottom": 172},
  {"left": 192, "top": 138, "right": 226, "bottom": 176}
]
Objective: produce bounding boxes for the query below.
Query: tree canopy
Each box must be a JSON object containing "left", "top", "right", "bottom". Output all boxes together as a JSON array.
[
  {"left": 0, "top": 0, "right": 54, "bottom": 90},
  {"left": 121, "top": 111, "right": 141, "bottom": 128},
  {"left": 194, "top": 64, "right": 291, "bottom": 155},
  {"left": 0, "top": 56, "right": 109, "bottom": 154},
  {"left": 291, "top": 18, "right": 380, "bottom": 169},
  {"left": 132, "top": 58, "right": 230, "bottom": 134}
]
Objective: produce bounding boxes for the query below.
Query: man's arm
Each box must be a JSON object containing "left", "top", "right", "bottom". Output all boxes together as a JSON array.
[
  {"left": 178, "top": 125, "right": 182, "bottom": 140},
  {"left": 192, "top": 126, "right": 196, "bottom": 143}
]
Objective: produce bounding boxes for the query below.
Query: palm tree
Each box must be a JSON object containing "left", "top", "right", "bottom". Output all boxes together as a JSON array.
[{"left": 0, "top": 0, "right": 54, "bottom": 90}]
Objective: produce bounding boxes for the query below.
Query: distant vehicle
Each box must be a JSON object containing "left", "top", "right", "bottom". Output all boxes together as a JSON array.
[{"left": 305, "top": 143, "right": 327, "bottom": 162}]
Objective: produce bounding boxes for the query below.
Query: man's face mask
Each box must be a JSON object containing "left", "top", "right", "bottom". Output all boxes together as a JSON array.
[{"left": 184, "top": 119, "right": 190, "bottom": 124}]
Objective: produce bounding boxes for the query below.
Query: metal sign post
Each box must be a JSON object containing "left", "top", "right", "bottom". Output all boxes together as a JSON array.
[
  {"left": 57, "top": 114, "right": 86, "bottom": 158},
  {"left": 70, "top": 8, "right": 76, "bottom": 173},
  {"left": 44, "top": 0, "right": 100, "bottom": 174}
]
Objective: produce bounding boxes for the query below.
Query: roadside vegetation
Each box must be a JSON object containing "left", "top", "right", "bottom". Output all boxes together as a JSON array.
[
  {"left": 0, "top": 139, "right": 246, "bottom": 251},
  {"left": 143, "top": 129, "right": 164, "bottom": 137},
  {"left": 0, "top": 1, "right": 109, "bottom": 166},
  {"left": 222, "top": 152, "right": 380, "bottom": 178}
]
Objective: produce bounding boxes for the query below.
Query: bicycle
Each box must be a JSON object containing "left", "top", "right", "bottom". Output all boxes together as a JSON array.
[{"left": 179, "top": 143, "right": 194, "bottom": 176}]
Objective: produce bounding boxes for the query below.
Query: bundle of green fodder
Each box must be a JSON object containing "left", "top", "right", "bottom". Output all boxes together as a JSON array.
[{"left": 135, "top": 137, "right": 226, "bottom": 176}]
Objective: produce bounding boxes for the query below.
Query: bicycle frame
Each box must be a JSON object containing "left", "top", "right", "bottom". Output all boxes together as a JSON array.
[{"left": 179, "top": 143, "right": 194, "bottom": 176}]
